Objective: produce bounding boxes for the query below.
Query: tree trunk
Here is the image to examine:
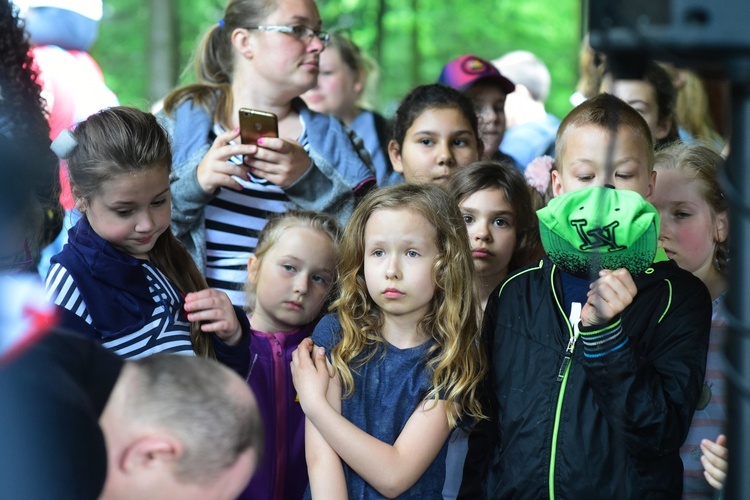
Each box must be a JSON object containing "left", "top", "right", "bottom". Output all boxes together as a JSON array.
[{"left": 149, "top": 0, "right": 179, "bottom": 105}]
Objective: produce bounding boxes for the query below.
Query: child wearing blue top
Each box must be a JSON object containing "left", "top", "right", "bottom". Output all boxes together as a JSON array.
[
  {"left": 291, "top": 184, "right": 486, "bottom": 498},
  {"left": 45, "top": 107, "right": 250, "bottom": 372}
]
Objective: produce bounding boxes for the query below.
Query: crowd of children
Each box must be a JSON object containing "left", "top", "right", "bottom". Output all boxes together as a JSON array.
[{"left": 2, "top": 0, "right": 736, "bottom": 497}]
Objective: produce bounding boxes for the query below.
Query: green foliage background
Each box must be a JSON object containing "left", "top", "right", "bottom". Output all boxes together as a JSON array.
[{"left": 92, "top": 0, "right": 582, "bottom": 119}]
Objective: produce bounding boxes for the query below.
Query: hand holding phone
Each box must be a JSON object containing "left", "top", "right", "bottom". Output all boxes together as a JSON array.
[{"left": 239, "top": 108, "right": 278, "bottom": 145}]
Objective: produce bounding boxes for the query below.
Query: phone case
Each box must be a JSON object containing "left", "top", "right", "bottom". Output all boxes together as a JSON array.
[{"left": 239, "top": 108, "right": 279, "bottom": 145}]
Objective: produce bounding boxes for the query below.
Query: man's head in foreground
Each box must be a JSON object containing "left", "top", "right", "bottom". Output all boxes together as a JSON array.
[{"left": 99, "top": 354, "right": 262, "bottom": 500}]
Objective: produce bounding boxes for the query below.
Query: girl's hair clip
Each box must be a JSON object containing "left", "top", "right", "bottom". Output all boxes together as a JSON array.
[
  {"left": 51, "top": 129, "right": 78, "bottom": 159},
  {"left": 218, "top": 19, "right": 225, "bottom": 28}
]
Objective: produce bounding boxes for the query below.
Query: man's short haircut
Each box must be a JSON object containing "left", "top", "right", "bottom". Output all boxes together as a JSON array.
[
  {"left": 493, "top": 50, "right": 551, "bottom": 103},
  {"left": 555, "top": 93, "right": 654, "bottom": 173},
  {"left": 125, "top": 355, "right": 263, "bottom": 483}
]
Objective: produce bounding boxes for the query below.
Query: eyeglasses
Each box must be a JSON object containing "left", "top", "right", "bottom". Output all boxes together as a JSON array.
[{"left": 244, "top": 25, "right": 330, "bottom": 46}]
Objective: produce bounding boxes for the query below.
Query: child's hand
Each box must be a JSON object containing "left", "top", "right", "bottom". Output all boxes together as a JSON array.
[
  {"left": 184, "top": 289, "right": 243, "bottom": 345},
  {"left": 242, "top": 137, "right": 311, "bottom": 188},
  {"left": 701, "top": 434, "right": 728, "bottom": 490},
  {"left": 581, "top": 268, "right": 637, "bottom": 327},
  {"left": 291, "top": 338, "right": 332, "bottom": 416},
  {"left": 196, "top": 128, "right": 256, "bottom": 194}
]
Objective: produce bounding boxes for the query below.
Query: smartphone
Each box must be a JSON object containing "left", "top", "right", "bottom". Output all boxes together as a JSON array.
[{"left": 239, "top": 108, "right": 278, "bottom": 145}]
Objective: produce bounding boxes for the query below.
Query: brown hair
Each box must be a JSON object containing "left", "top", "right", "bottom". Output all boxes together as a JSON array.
[
  {"left": 447, "top": 161, "right": 543, "bottom": 271},
  {"left": 162, "top": 0, "right": 277, "bottom": 128},
  {"left": 68, "top": 107, "right": 216, "bottom": 358},
  {"left": 555, "top": 93, "right": 654, "bottom": 173}
]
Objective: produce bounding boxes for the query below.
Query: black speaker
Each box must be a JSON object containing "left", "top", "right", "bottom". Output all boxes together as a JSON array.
[{"left": 589, "top": 0, "right": 750, "bottom": 69}]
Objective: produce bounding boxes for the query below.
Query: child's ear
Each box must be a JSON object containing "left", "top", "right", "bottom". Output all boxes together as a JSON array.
[
  {"left": 388, "top": 140, "right": 404, "bottom": 173},
  {"left": 550, "top": 168, "right": 563, "bottom": 197},
  {"left": 715, "top": 211, "right": 729, "bottom": 243},
  {"left": 247, "top": 255, "right": 260, "bottom": 284},
  {"left": 74, "top": 197, "right": 88, "bottom": 213}
]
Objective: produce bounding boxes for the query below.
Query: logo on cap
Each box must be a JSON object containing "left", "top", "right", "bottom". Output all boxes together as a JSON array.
[
  {"left": 571, "top": 219, "right": 627, "bottom": 252},
  {"left": 462, "top": 57, "right": 488, "bottom": 75}
]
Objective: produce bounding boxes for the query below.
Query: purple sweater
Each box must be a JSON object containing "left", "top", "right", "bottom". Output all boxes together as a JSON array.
[{"left": 238, "top": 322, "right": 312, "bottom": 500}]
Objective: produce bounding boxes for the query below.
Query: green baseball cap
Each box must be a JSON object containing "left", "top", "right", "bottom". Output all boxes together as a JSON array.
[{"left": 537, "top": 186, "right": 659, "bottom": 276}]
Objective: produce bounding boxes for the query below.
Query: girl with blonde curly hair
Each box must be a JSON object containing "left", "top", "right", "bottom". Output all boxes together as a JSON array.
[{"left": 291, "top": 183, "right": 486, "bottom": 498}]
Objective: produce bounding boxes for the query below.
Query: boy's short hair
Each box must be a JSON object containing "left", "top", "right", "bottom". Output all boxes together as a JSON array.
[{"left": 555, "top": 93, "right": 654, "bottom": 172}]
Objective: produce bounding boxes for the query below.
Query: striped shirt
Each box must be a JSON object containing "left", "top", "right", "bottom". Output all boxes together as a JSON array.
[
  {"left": 204, "top": 121, "right": 309, "bottom": 306},
  {"left": 45, "top": 261, "right": 194, "bottom": 359}
]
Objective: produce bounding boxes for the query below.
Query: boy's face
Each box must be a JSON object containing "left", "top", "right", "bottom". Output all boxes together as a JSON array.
[{"left": 551, "top": 124, "right": 655, "bottom": 199}]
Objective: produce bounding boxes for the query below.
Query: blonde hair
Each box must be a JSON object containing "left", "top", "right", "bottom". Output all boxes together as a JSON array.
[
  {"left": 326, "top": 31, "right": 379, "bottom": 110},
  {"left": 162, "top": 0, "right": 277, "bottom": 128},
  {"left": 654, "top": 142, "right": 728, "bottom": 274},
  {"left": 244, "top": 210, "right": 342, "bottom": 312},
  {"left": 330, "top": 184, "right": 486, "bottom": 428},
  {"left": 67, "top": 107, "right": 216, "bottom": 358},
  {"left": 672, "top": 69, "right": 725, "bottom": 149}
]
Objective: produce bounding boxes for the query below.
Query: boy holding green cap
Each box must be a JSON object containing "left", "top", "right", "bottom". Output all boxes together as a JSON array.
[{"left": 461, "top": 93, "right": 711, "bottom": 499}]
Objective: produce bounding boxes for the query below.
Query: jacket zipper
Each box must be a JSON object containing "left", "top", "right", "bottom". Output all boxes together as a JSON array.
[{"left": 548, "top": 265, "right": 579, "bottom": 500}]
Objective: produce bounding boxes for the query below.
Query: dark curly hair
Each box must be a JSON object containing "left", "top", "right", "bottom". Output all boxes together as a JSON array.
[{"left": 0, "top": 0, "right": 62, "bottom": 248}]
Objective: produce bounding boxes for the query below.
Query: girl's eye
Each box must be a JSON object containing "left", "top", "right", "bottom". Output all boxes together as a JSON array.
[
  {"left": 152, "top": 198, "right": 167, "bottom": 207},
  {"left": 453, "top": 138, "right": 469, "bottom": 146},
  {"left": 462, "top": 215, "right": 474, "bottom": 224},
  {"left": 372, "top": 249, "right": 385, "bottom": 257},
  {"left": 319, "top": 71, "right": 333, "bottom": 76},
  {"left": 282, "top": 264, "right": 296, "bottom": 272},
  {"left": 615, "top": 172, "right": 634, "bottom": 180},
  {"left": 577, "top": 175, "right": 594, "bottom": 182},
  {"left": 675, "top": 211, "right": 692, "bottom": 219},
  {"left": 406, "top": 250, "right": 420, "bottom": 258},
  {"left": 493, "top": 218, "right": 511, "bottom": 228},
  {"left": 312, "top": 275, "right": 329, "bottom": 285},
  {"left": 418, "top": 138, "right": 434, "bottom": 146},
  {"left": 115, "top": 209, "right": 133, "bottom": 217}
]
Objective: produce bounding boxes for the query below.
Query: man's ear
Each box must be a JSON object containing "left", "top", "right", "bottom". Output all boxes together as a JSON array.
[
  {"left": 388, "top": 140, "right": 404, "bottom": 173},
  {"left": 121, "top": 435, "right": 183, "bottom": 474},
  {"left": 247, "top": 255, "right": 260, "bottom": 284}
]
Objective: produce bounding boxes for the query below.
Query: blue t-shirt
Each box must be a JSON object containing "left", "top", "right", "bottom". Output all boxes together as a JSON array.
[{"left": 309, "top": 313, "right": 448, "bottom": 499}]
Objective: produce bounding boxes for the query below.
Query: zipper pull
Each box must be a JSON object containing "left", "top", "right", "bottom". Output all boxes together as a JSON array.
[{"left": 557, "top": 336, "right": 577, "bottom": 382}]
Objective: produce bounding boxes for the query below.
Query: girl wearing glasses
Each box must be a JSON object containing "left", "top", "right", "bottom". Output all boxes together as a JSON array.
[{"left": 158, "top": 0, "right": 376, "bottom": 307}]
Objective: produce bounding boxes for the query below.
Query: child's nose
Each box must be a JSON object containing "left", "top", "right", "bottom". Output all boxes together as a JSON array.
[
  {"left": 473, "top": 223, "right": 491, "bottom": 241},
  {"left": 136, "top": 212, "right": 155, "bottom": 232},
  {"left": 386, "top": 255, "right": 401, "bottom": 279},
  {"left": 437, "top": 143, "right": 455, "bottom": 166},
  {"left": 294, "top": 274, "right": 309, "bottom": 295}
]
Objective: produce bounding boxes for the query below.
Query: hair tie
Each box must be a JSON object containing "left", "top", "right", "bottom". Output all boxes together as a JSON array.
[
  {"left": 218, "top": 19, "right": 225, "bottom": 28},
  {"left": 524, "top": 155, "right": 555, "bottom": 194},
  {"left": 51, "top": 129, "right": 78, "bottom": 159}
]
